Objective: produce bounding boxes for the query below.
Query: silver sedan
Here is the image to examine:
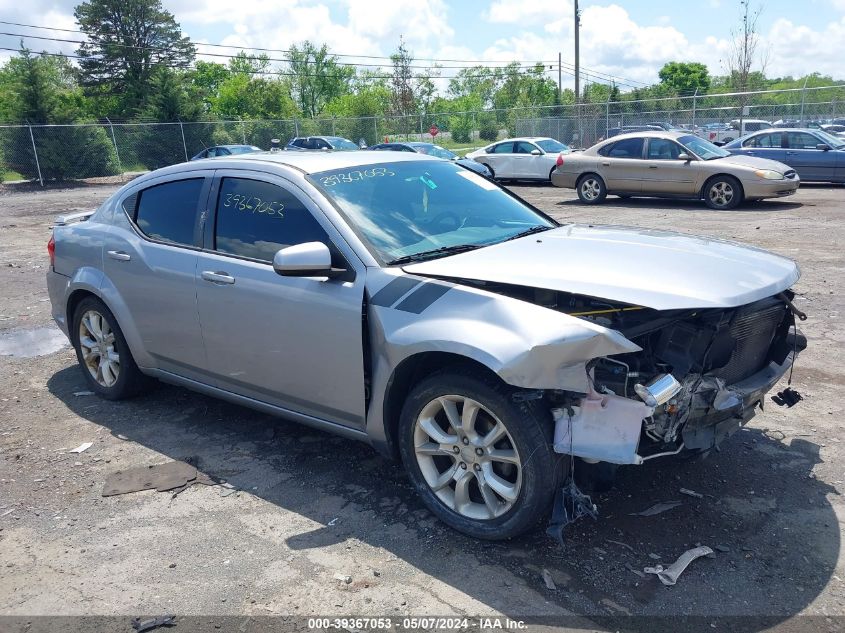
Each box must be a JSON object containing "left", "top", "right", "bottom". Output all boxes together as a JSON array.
[{"left": 47, "top": 151, "right": 805, "bottom": 539}]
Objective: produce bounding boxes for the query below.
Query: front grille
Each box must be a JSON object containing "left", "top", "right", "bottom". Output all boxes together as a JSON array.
[{"left": 709, "top": 298, "right": 788, "bottom": 384}]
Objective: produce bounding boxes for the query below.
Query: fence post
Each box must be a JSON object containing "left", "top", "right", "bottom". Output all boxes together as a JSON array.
[
  {"left": 105, "top": 117, "right": 122, "bottom": 174},
  {"left": 691, "top": 88, "right": 698, "bottom": 131},
  {"left": 28, "top": 124, "right": 44, "bottom": 187},
  {"left": 239, "top": 118, "right": 247, "bottom": 144},
  {"left": 605, "top": 93, "right": 611, "bottom": 137},
  {"left": 294, "top": 118, "right": 299, "bottom": 137},
  {"left": 799, "top": 76, "right": 809, "bottom": 125},
  {"left": 373, "top": 117, "right": 378, "bottom": 143},
  {"left": 178, "top": 120, "right": 188, "bottom": 162},
  {"left": 332, "top": 116, "right": 336, "bottom": 136}
]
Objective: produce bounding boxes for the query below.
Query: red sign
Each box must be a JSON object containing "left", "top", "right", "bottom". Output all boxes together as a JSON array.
[{"left": 429, "top": 125, "right": 439, "bottom": 137}]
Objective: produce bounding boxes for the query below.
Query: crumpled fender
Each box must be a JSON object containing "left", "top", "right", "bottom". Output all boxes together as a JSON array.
[{"left": 365, "top": 268, "right": 640, "bottom": 454}]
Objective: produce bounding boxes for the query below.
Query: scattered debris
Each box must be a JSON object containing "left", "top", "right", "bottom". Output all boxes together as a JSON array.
[
  {"left": 73, "top": 390, "right": 94, "bottom": 397},
  {"left": 593, "top": 547, "right": 607, "bottom": 556},
  {"left": 102, "top": 461, "right": 221, "bottom": 497},
  {"left": 680, "top": 488, "right": 704, "bottom": 499},
  {"left": 219, "top": 483, "right": 239, "bottom": 497},
  {"left": 327, "top": 517, "right": 340, "bottom": 526},
  {"left": 644, "top": 546, "right": 714, "bottom": 586},
  {"left": 599, "top": 597, "right": 632, "bottom": 615},
  {"left": 772, "top": 387, "right": 803, "bottom": 407},
  {"left": 69, "top": 442, "right": 93, "bottom": 454},
  {"left": 546, "top": 479, "right": 598, "bottom": 544},
  {"left": 648, "top": 553, "right": 662, "bottom": 560},
  {"left": 607, "top": 539, "right": 635, "bottom": 553},
  {"left": 714, "top": 544, "right": 731, "bottom": 553},
  {"left": 629, "top": 500, "right": 682, "bottom": 517},
  {"left": 541, "top": 568, "right": 557, "bottom": 590},
  {"left": 131, "top": 615, "right": 175, "bottom": 632},
  {"left": 1, "top": 509, "right": 14, "bottom": 517},
  {"left": 333, "top": 573, "right": 352, "bottom": 585},
  {"left": 625, "top": 563, "right": 646, "bottom": 579}
]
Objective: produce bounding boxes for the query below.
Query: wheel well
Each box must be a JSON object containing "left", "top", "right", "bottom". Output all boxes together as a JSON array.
[
  {"left": 701, "top": 173, "right": 744, "bottom": 199},
  {"left": 66, "top": 289, "right": 99, "bottom": 343},
  {"left": 577, "top": 172, "right": 603, "bottom": 186},
  {"left": 382, "top": 352, "right": 502, "bottom": 459}
]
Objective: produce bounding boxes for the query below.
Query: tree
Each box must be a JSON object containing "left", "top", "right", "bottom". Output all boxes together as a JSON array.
[
  {"left": 726, "top": 0, "right": 767, "bottom": 92},
  {"left": 389, "top": 37, "right": 416, "bottom": 121},
  {"left": 658, "top": 62, "right": 711, "bottom": 95},
  {"left": 287, "top": 42, "right": 353, "bottom": 118},
  {"left": 74, "top": 0, "right": 195, "bottom": 117}
]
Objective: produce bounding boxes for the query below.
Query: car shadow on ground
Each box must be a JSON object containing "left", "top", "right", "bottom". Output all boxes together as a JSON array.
[
  {"left": 47, "top": 365, "right": 839, "bottom": 631},
  {"left": 553, "top": 196, "right": 804, "bottom": 213}
]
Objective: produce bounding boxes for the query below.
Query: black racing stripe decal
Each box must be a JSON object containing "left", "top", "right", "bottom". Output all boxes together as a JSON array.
[
  {"left": 395, "top": 282, "right": 452, "bottom": 314},
  {"left": 370, "top": 277, "right": 422, "bottom": 307}
]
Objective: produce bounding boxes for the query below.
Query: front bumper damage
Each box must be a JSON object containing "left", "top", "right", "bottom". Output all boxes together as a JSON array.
[{"left": 551, "top": 328, "right": 807, "bottom": 465}]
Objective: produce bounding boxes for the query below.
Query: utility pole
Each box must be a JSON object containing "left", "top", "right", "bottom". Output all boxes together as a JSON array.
[
  {"left": 558, "top": 52, "right": 562, "bottom": 95},
  {"left": 574, "top": 0, "right": 580, "bottom": 102}
]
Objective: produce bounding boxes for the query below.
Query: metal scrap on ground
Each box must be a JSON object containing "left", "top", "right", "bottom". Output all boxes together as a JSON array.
[
  {"left": 679, "top": 488, "right": 704, "bottom": 499},
  {"left": 102, "top": 461, "right": 220, "bottom": 497},
  {"left": 629, "top": 500, "right": 683, "bottom": 516},
  {"left": 69, "top": 442, "right": 93, "bottom": 454},
  {"left": 644, "top": 546, "right": 715, "bottom": 586}
]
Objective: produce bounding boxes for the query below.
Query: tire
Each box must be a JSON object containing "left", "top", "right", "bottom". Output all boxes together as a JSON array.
[
  {"left": 398, "top": 368, "right": 561, "bottom": 540},
  {"left": 704, "top": 174, "right": 743, "bottom": 210},
  {"left": 71, "top": 296, "right": 153, "bottom": 400},
  {"left": 723, "top": 137, "right": 734, "bottom": 143},
  {"left": 576, "top": 173, "right": 607, "bottom": 204},
  {"left": 548, "top": 167, "right": 556, "bottom": 182}
]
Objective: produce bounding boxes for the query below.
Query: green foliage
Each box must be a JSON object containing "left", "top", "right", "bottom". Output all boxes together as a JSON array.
[
  {"left": 75, "top": 0, "right": 195, "bottom": 118},
  {"left": 214, "top": 74, "right": 298, "bottom": 120},
  {"left": 658, "top": 62, "right": 711, "bottom": 94},
  {"left": 449, "top": 115, "right": 473, "bottom": 143},
  {"left": 477, "top": 113, "right": 498, "bottom": 141},
  {"left": 287, "top": 42, "right": 354, "bottom": 118}
]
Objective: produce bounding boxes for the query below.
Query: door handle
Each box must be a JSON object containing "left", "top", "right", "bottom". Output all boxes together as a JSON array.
[
  {"left": 648, "top": 165, "right": 658, "bottom": 169},
  {"left": 786, "top": 151, "right": 797, "bottom": 155},
  {"left": 601, "top": 162, "right": 610, "bottom": 166},
  {"left": 201, "top": 271, "right": 235, "bottom": 285},
  {"left": 107, "top": 250, "right": 131, "bottom": 261}
]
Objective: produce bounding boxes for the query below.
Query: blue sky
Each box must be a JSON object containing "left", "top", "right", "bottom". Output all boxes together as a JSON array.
[{"left": 1, "top": 0, "right": 843, "bottom": 90}]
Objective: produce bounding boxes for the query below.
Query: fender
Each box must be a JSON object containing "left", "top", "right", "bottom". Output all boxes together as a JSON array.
[
  {"left": 95, "top": 271, "right": 156, "bottom": 370},
  {"left": 364, "top": 269, "right": 641, "bottom": 453}
]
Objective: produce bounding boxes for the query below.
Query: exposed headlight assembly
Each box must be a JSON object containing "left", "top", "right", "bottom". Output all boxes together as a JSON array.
[{"left": 754, "top": 169, "right": 785, "bottom": 180}]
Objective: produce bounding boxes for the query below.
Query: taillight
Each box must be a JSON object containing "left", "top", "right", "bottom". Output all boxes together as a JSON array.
[
  {"left": 556, "top": 154, "right": 564, "bottom": 167},
  {"left": 47, "top": 234, "right": 55, "bottom": 269}
]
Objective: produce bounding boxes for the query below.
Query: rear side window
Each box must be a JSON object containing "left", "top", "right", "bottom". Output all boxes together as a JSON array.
[
  {"left": 602, "top": 138, "right": 644, "bottom": 158},
  {"left": 214, "top": 177, "right": 332, "bottom": 262},
  {"left": 134, "top": 178, "right": 203, "bottom": 246}
]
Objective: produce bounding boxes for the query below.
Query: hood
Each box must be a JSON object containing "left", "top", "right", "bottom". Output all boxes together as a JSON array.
[
  {"left": 403, "top": 224, "right": 800, "bottom": 311},
  {"left": 719, "top": 153, "right": 795, "bottom": 173}
]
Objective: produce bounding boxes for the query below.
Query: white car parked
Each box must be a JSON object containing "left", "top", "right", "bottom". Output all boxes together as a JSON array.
[{"left": 466, "top": 137, "right": 571, "bottom": 181}]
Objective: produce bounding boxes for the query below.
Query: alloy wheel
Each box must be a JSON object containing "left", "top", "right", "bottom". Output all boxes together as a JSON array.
[
  {"left": 709, "top": 181, "right": 734, "bottom": 208},
  {"left": 580, "top": 178, "right": 601, "bottom": 200},
  {"left": 413, "top": 395, "right": 522, "bottom": 520},
  {"left": 78, "top": 309, "right": 120, "bottom": 388}
]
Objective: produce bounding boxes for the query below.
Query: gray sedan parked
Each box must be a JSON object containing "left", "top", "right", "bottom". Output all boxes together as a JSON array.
[
  {"left": 724, "top": 128, "right": 845, "bottom": 183},
  {"left": 47, "top": 151, "right": 805, "bottom": 539}
]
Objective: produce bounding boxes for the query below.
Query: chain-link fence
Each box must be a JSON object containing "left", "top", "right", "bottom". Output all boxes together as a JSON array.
[{"left": 2, "top": 84, "right": 843, "bottom": 186}]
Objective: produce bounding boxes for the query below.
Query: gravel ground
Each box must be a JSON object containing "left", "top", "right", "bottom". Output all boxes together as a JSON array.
[{"left": 0, "top": 180, "right": 844, "bottom": 631}]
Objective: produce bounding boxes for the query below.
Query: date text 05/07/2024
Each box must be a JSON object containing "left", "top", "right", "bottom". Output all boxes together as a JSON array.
[{"left": 306, "top": 617, "right": 528, "bottom": 630}]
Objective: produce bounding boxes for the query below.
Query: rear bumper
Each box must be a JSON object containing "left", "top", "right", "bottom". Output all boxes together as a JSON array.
[
  {"left": 551, "top": 169, "right": 579, "bottom": 189},
  {"left": 46, "top": 269, "right": 71, "bottom": 338},
  {"left": 742, "top": 177, "right": 800, "bottom": 199}
]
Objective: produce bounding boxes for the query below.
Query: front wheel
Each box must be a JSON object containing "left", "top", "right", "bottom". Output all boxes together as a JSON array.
[
  {"left": 576, "top": 174, "right": 607, "bottom": 204},
  {"left": 704, "top": 175, "right": 743, "bottom": 210},
  {"left": 398, "top": 369, "right": 560, "bottom": 540}
]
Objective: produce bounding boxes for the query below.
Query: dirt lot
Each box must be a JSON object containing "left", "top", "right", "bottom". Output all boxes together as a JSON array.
[{"left": 1, "top": 181, "right": 844, "bottom": 631}]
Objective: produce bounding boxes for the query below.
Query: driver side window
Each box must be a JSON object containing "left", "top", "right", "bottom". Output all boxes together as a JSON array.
[
  {"left": 646, "top": 139, "right": 682, "bottom": 160},
  {"left": 514, "top": 141, "right": 538, "bottom": 154}
]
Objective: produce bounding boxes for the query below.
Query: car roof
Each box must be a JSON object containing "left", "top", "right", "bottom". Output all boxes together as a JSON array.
[
  {"left": 604, "top": 130, "right": 689, "bottom": 140},
  {"left": 184, "top": 150, "right": 440, "bottom": 174},
  {"left": 489, "top": 137, "right": 555, "bottom": 144}
]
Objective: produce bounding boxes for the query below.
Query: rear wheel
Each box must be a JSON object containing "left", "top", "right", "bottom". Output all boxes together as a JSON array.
[
  {"left": 398, "top": 369, "right": 560, "bottom": 540},
  {"left": 704, "top": 175, "right": 743, "bottom": 210},
  {"left": 72, "top": 297, "right": 153, "bottom": 400},
  {"left": 576, "top": 174, "right": 607, "bottom": 204}
]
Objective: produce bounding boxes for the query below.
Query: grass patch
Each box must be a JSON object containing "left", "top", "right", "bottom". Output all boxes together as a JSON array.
[{"left": 1, "top": 169, "right": 26, "bottom": 182}]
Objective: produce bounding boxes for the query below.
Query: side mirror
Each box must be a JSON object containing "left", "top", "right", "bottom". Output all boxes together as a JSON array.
[
  {"left": 816, "top": 143, "right": 831, "bottom": 151},
  {"left": 678, "top": 153, "right": 692, "bottom": 161},
  {"left": 272, "top": 242, "right": 344, "bottom": 278},
  {"left": 530, "top": 148, "right": 542, "bottom": 156}
]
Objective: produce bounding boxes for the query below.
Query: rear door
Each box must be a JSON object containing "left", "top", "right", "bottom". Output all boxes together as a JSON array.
[
  {"left": 597, "top": 137, "right": 646, "bottom": 192},
  {"left": 784, "top": 131, "right": 834, "bottom": 181},
  {"left": 194, "top": 171, "right": 367, "bottom": 428},
  {"left": 102, "top": 173, "right": 211, "bottom": 380}
]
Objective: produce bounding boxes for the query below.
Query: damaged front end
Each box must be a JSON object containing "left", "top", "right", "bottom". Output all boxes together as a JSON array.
[{"left": 536, "top": 289, "right": 807, "bottom": 464}]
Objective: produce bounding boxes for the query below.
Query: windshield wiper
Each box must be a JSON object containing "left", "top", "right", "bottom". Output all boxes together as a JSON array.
[
  {"left": 503, "top": 225, "right": 553, "bottom": 241},
  {"left": 388, "top": 244, "right": 483, "bottom": 266}
]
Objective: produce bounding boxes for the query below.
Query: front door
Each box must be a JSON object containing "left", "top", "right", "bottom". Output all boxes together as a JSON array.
[
  {"left": 640, "top": 138, "right": 699, "bottom": 195},
  {"left": 195, "top": 172, "right": 367, "bottom": 428},
  {"left": 784, "top": 131, "right": 835, "bottom": 181},
  {"left": 102, "top": 174, "right": 210, "bottom": 380}
]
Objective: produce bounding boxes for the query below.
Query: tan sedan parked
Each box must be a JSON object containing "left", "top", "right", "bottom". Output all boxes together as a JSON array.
[{"left": 551, "top": 131, "right": 800, "bottom": 209}]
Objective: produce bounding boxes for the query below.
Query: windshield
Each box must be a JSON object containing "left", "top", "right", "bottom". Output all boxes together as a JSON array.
[
  {"left": 229, "top": 146, "right": 260, "bottom": 155},
  {"left": 814, "top": 130, "right": 845, "bottom": 148},
  {"left": 678, "top": 134, "right": 731, "bottom": 160},
  {"left": 327, "top": 137, "right": 359, "bottom": 151},
  {"left": 536, "top": 139, "right": 571, "bottom": 153},
  {"left": 410, "top": 143, "right": 456, "bottom": 160},
  {"left": 310, "top": 160, "right": 555, "bottom": 264}
]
